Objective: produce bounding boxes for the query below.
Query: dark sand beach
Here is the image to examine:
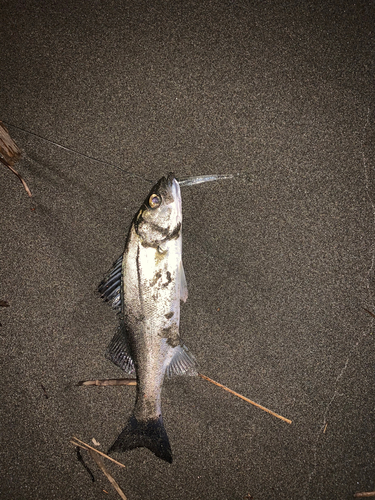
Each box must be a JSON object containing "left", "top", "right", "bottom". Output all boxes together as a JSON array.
[{"left": 1, "top": 1, "right": 374, "bottom": 498}]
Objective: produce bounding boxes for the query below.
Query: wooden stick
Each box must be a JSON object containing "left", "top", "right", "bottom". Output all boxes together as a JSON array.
[
  {"left": 198, "top": 373, "right": 292, "bottom": 425},
  {"left": 71, "top": 437, "right": 125, "bottom": 468},
  {"left": 354, "top": 493, "right": 375, "bottom": 498},
  {"left": 78, "top": 375, "right": 292, "bottom": 424},
  {"left": 88, "top": 449, "right": 128, "bottom": 500},
  {"left": 78, "top": 379, "right": 136, "bottom": 387}
]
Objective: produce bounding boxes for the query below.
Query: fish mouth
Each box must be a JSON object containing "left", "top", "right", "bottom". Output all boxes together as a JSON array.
[
  {"left": 164, "top": 173, "right": 179, "bottom": 195},
  {"left": 162, "top": 173, "right": 182, "bottom": 232},
  {"left": 158, "top": 173, "right": 180, "bottom": 207},
  {"left": 166, "top": 172, "right": 176, "bottom": 185}
]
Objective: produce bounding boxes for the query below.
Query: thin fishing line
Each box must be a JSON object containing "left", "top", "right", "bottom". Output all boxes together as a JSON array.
[{"left": 2, "top": 121, "right": 154, "bottom": 184}]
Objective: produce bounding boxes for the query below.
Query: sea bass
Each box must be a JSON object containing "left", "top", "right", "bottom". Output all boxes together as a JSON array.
[{"left": 99, "top": 173, "right": 197, "bottom": 463}]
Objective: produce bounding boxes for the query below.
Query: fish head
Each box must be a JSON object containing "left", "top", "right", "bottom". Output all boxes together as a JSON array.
[{"left": 135, "top": 173, "right": 182, "bottom": 246}]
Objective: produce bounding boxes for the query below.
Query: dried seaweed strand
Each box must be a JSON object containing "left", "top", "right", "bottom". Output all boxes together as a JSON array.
[
  {"left": 71, "top": 437, "right": 125, "bottom": 468},
  {"left": 89, "top": 449, "right": 128, "bottom": 500},
  {"left": 198, "top": 373, "right": 292, "bottom": 424}
]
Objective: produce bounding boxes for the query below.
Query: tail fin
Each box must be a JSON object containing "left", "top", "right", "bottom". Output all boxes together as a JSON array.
[{"left": 108, "top": 415, "right": 173, "bottom": 463}]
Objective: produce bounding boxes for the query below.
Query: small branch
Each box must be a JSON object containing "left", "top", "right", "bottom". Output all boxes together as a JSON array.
[
  {"left": 71, "top": 437, "right": 125, "bottom": 468},
  {"left": 354, "top": 493, "right": 375, "bottom": 498},
  {"left": 78, "top": 379, "right": 136, "bottom": 387},
  {"left": 198, "top": 373, "right": 292, "bottom": 425},
  {"left": 89, "top": 449, "right": 128, "bottom": 500},
  {"left": 0, "top": 157, "right": 32, "bottom": 197}
]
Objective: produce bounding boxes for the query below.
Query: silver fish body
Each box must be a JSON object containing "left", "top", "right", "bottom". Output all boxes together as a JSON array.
[{"left": 99, "top": 173, "right": 197, "bottom": 463}]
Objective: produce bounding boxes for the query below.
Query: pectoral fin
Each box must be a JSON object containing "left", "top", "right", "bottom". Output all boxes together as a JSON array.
[{"left": 165, "top": 345, "right": 197, "bottom": 377}]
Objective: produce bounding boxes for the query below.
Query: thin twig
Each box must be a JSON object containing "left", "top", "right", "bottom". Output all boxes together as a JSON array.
[
  {"left": 78, "top": 379, "right": 136, "bottom": 387},
  {"left": 354, "top": 493, "right": 375, "bottom": 498},
  {"left": 71, "top": 437, "right": 125, "bottom": 468},
  {"left": 0, "top": 157, "right": 32, "bottom": 197},
  {"left": 89, "top": 449, "right": 128, "bottom": 500},
  {"left": 198, "top": 373, "right": 292, "bottom": 424},
  {"left": 362, "top": 307, "right": 375, "bottom": 319},
  {"left": 40, "top": 383, "right": 49, "bottom": 399}
]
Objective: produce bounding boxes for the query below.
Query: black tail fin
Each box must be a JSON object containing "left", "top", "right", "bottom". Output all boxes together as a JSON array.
[{"left": 108, "top": 415, "right": 173, "bottom": 463}]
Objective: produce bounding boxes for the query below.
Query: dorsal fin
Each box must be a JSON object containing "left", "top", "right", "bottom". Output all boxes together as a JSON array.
[
  {"left": 99, "top": 255, "right": 123, "bottom": 311},
  {"left": 99, "top": 255, "right": 189, "bottom": 308}
]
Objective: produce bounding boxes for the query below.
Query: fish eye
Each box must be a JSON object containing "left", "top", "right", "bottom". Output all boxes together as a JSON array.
[{"left": 149, "top": 194, "right": 161, "bottom": 209}]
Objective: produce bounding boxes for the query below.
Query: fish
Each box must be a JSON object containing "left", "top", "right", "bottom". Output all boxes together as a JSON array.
[{"left": 99, "top": 173, "right": 198, "bottom": 463}]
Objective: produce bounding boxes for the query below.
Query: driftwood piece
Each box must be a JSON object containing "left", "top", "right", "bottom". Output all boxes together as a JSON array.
[
  {"left": 0, "top": 121, "right": 21, "bottom": 166},
  {"left": 0, "top": 121, "right": 32, "bottom": 196}
]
